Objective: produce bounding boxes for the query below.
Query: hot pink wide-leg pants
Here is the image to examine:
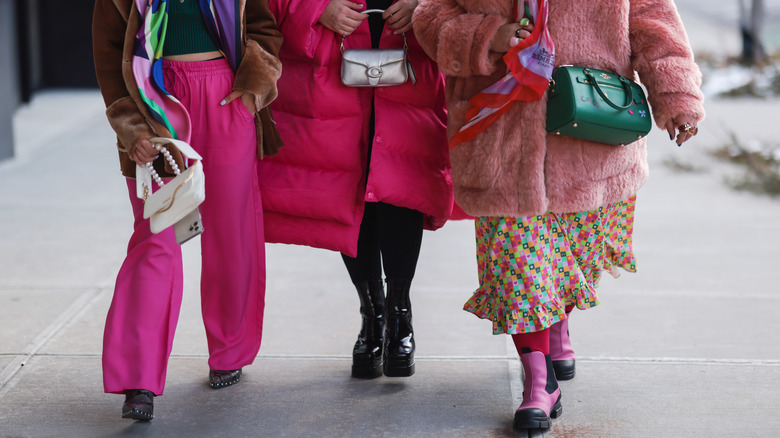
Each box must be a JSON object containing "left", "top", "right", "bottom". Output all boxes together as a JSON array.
[{"left": 103, "top": 59, "right": 265, "bottom": 395}]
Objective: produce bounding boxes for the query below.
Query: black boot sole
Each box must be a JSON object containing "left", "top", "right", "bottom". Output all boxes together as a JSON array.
[
  {"left": 351, "top": 362, "right": 383, "bottom": 379},
  {"left": 512, "top": 397, "right": 562, "bottom": 430},
  {"left": 352, "top": 355, "right": 383, "bottom": 379},
  {"left": 122, "top": 407, "right": 154, "bottom": 421},
  {"left": 552, "top": 359, "right": 576, "bottom": 381},
  {"left": 209, "top": 377, "right": 241, "bottom": 389},
  {"left": 383, "top": 357, "right": 415, "bottom": 377},
  {"left": 209, "top": 369, "right": 243, "bottom": 389}
]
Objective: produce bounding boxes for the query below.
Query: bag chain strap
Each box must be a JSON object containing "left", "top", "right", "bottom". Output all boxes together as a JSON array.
[{"left": 339, "top": 9, "right": 408, "bottom": 53}]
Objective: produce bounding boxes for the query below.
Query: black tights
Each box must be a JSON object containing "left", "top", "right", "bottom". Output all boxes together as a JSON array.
[
  {"left": 346, "top": 3, "right": 422, "bottom": 285},
  {"left": 341, "top": 202, "right": 424, "bottom": 284}
]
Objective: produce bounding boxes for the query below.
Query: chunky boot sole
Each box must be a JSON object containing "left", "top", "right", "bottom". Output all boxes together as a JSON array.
[
  {"left": 122, "top": 407, "right": 153, "bottom": 421},
  {"left": 352, "top": 356, "right": 383, "bottom": 379},
  {"left": 352, "top": 363, "right": 383, "bottom": 379},
  {"left": 122, "top": 389, "right": 154, "bottom": 421},
  {"left": 209, "top": 378, "right": 241, "bottom": 389},
  {"left": 552, "top": 359, "right": 576, "bottom": 381},
  {"left": 383, "top": 356, "right": 415, "bottom": 377},
  {"left": 209, "top": 369, "right": 242, "bottom": 389},
  {"left": 513, "top": 397, "right": 562, "bottom": 430}
]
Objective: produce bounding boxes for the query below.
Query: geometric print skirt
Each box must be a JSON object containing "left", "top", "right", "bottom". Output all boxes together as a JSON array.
[{"left": 463, "top": 195, "right": 638, "bottom": 335}]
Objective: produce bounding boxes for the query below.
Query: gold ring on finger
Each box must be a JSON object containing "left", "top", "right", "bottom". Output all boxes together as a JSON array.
[{"left": 681, "top": 124, "right": 699, "bottom": 136}]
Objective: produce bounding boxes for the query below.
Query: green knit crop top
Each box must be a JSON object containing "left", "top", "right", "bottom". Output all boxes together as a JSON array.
[{"left": 163, "top": 0, "right": 220, "bottom": 57}]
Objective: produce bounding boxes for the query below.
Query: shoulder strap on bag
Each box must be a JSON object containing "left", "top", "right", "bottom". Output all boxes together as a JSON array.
[{"left": 339, "top": 9, "right": 408, "bottom": 53}]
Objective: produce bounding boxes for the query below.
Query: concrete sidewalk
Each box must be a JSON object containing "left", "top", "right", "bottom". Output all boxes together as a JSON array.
[
  {"left": 2, "top": 6, "right": 780, "bottom": 438},
  {"left": 2, "top": 93, "right": 779, "bottom": 437}
]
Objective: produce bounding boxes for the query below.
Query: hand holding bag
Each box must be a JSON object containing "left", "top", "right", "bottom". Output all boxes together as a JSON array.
[
  {"left": 340, "top": 9, "right": 416, "bottom": 87},
  {"left": 546, "top": 66, "right": 652, "bottom": 146},
  {"left": 136, "top": 137, "right": 205, "bottom": 241}
]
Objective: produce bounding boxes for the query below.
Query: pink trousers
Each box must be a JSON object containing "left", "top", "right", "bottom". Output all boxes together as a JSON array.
[{"left": 103, "top": 59, "right": 265, "bottom": 395}]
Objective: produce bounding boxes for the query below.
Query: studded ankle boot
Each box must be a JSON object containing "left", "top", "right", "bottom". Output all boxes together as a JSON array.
[
  {"left": 122, "top": 389, "right": 155, "bottom": 421},
  {"left": 352, "top": 279, "right": 386, "bottom": 379},
  {"left": 209, "top": 368, "right": 243, "bottom": 389}
]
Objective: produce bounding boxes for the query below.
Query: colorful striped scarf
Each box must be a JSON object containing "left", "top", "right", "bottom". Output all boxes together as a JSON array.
[
  {"left": 132, "top": 0, "right": 242, "bottom": 142},
  {"left": 449, "top": 0, "right": 555, "bottom": 148}
]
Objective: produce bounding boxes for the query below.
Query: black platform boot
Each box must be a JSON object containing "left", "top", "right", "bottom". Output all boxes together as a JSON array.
[
  {"left": 122, "top": 389, "right": 155, "bottom": 421},
  {"left": 208, "top": 368, "right": 243, "bottom": 389},
  {"left": 352, "top": 279, "right": 386, "bottom": 379},
  {"left": 383, "top": 278, "right": 415, "bottom": 377}
]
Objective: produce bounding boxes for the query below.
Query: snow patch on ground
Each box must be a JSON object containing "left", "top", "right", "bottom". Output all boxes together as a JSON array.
[{"left": 700, "top": 61, "right": 780, "bottom": 98}]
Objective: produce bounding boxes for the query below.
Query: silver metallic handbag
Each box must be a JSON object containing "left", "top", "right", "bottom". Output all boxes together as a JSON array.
[{"left": 340, "top": 9, "right": 416, "bottom": 87}]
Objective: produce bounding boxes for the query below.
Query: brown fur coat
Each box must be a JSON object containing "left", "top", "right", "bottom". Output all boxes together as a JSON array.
[
  {"left": 92, "top": 0, "right": 283, "bottom": 178},
  {"left": 414, "top": 0, "right": 705, "bottom": 216}
]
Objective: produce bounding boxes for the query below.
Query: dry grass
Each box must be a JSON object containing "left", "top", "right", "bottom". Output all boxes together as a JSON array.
[
  {"left": 697, "top": 51, "right": 780, "bottom": 98},
  {"left": 661, "top": 155, "right": 708, "bottom": 174},
  {"left": 711, "top": 133, "right": 780, "bottom": 197}
]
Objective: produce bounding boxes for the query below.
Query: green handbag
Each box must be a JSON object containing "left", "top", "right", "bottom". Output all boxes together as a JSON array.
[{"left": 546, "top": 66, "right": 652, "bottom": 146}]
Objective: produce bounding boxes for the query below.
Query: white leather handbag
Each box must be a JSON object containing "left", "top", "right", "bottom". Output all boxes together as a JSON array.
[{"left": 136, "top": 137, "right": 205, "bottom": 243}]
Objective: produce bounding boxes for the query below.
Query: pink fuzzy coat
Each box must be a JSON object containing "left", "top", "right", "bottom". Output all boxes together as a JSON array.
[
  {"left": 259, "top": 0, "right": 454, "bottom": 257},
  {"left": 413, "top": 0, "right": 705, "bottom": 217}
]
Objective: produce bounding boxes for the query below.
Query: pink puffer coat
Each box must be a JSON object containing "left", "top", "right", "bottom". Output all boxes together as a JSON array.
[
  {"left": 413, "top": 0, "right": 705, "bottom": 217},
  {"left": 260, "top": 0, "right": 454, "bottom": 257}
]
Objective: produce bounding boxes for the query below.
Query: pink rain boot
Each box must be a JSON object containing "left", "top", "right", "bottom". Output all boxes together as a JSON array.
[
  {"left": 513, "top": 351, "right": 562, "bottom": 430},
  {"left": 550, "top": 316, "right": 576, "bottom": 380}
]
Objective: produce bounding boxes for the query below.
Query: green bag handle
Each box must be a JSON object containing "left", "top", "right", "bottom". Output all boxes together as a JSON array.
[{"left": 583, "top": 68, "right": 634, "bottom": 110}]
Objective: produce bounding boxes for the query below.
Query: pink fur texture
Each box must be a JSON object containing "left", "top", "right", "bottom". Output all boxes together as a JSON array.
[{"left": 414, "top": 0, "right": 705, "bottom": 217}]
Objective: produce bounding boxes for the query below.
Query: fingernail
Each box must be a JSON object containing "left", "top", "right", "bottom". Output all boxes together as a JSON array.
[
  {"left": 669, "top": 134, "right": 674, "bottom": 140},
  {"left": 220, "top": 99, "right": 227, "bottom": 106}
]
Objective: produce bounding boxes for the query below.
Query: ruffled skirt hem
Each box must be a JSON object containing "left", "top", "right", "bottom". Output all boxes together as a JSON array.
[{"left": 464, "top": 196, "right": 638, "bottom": 335}]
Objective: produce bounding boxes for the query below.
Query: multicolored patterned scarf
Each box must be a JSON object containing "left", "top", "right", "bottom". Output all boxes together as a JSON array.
[
  {"left": 449, "top": 0, "right": 555, "bottom": 148},
  {"left": 132, "top": 0, "right": 242, "bottom": 142}
]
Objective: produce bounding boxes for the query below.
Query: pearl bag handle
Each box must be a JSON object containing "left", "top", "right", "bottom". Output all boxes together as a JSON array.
[
  {"left": 145, "top": 143, "right": 180, "bottom": 188},
  {"left": 136, "top": 137, "right": 203, "bottom": 198}
]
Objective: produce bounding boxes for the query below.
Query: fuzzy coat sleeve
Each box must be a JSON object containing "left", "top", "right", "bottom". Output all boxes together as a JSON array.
[
  {"left": 92, "top": 0, "right": 155, "bottom": 159},
  {"left": 629, "top": 0, "right": 705, "bottom": 128},
  {"left": 233, "top": 0, "right": 283, "bottom": 114},
  {"left": 413, "top": 0, "right": 507, "bottom": 77}
]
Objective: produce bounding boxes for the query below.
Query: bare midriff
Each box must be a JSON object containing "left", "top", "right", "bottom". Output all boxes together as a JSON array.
[{"left": 163, "top": 51, "right": 223, "bottom": 62}]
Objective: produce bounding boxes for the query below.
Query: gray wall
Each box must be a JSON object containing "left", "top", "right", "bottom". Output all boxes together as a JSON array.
[{"left": 0, "top": 0, "right": 20, "bottom": 161}]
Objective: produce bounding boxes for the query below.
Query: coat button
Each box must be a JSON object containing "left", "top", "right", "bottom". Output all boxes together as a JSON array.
[
  {"left": 367, "top": 192, "right": 376, "bottom": 200},
  {"left": 375, "top": 136, "right": 382, "bottom": 143},
  {"left": 450, "top": 61, "right": 461, "bottom": 72}
]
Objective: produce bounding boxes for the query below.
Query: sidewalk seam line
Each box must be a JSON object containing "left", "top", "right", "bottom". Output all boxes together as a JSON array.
[
  {"left": 0, "top": 287, "right": 106, "bottom": 396},
  {"left": 2, "top": 353, "right": 777, "bottom": 366}
]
